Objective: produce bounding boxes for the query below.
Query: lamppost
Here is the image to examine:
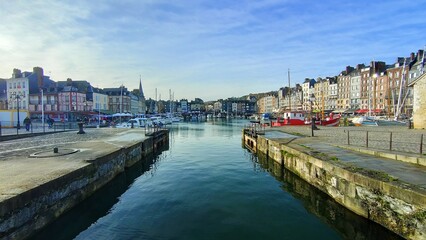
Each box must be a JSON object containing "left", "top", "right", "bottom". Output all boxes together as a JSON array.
[
  {"left": 10, "top": 92, "right": 24, "bottom": 131},
  {"left": 310, "top": 94, "right": 317, "bottom": 137}
]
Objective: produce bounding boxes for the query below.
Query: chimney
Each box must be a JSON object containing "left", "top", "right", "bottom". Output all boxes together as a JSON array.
[
  {"left": 33, "top": 67, "right": 44, "bottom": 88},
  {"left": 417, "top": 50, "right": 424, "bottom": 61},
  {"left": 410, "top": 52, "right": 415, "bottom": 61},
  {"left": 12, "top": 68, "right": 22, "bottom": 78}
]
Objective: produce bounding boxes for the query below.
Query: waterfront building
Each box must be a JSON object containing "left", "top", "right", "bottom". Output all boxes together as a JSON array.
[
  {"left": 405, "top": 50, "right": 425, "bottom": 116},
  {"left": 6, "top": 70, "right": 30, "bottom": 112},
  {"left": 0, "top": 78, "right": 6, "bottom": 110},
  {"left": 57, "top": 79, "right": 94, "bottom": 121},
  {"left": 104, "top": 86, "right": 130, "bottom": 113},
  {"left": 213, "top": 101, "right": 222, "bottom": 115},
  {"left": 130, "top": 93, "right": 139, "bottom": 115},
  {"left": 327, "top": 77, "right": 338, "bottom": 111},
  {"left": 7, "top": 67, "right": 58, "bottom": 120},
  {"left": 92, "top": 88, "right": 109, "bottom": 115},
  {"left": 349, "top": 65, "right": 363, "bottom": 110},
  {"left": 278, "top": 84, "right": 302, "bottom": 112},
  {"left": 408, "top": 72, "right": 426, "bottom": 128},
  {"left": 337, "top": 66, "right": 354, "bottom": 111},
  {"left": 257, "top": 94, "right": 277, "bottom": 114},
  {"left": 359, "top": 61, "right": 386, "bottom": 113},
  {"left": 313, "top": 77, "right": 328, "bottom": 111},
  {"left": 373, "top": 71, "right": 388, "bottom": 113},
  {"left": 277, "top": 87, "right": 289, "bottom": 111},
  {"left": 301, "top": 78, "right": 315, "bottom": 111},
  {"left": 180, "top": 99, "right": 188, "bottom": 113},
  {"left": 190, "top": 98, "right": 204, "bottom": 112}
]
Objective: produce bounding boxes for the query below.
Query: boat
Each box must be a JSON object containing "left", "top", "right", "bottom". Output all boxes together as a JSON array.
[
  {"left": 350, "top": 116, "right": 378, "bottom": 126},
  {"left": 271, "top": 111, "right": 340, "bottom": 127}
]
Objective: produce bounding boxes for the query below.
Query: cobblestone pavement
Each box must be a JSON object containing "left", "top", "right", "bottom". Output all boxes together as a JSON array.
[{"left": 270, "top": 125, "right": 426, "bottom": 154}]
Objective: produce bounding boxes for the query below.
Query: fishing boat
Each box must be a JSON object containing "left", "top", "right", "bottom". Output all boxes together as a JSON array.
[{"left": 271, "top": 111, "right": 340, "bottom": 127}]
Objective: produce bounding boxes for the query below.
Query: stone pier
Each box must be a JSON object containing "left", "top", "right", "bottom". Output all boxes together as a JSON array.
[
  {"left": 0, "top": 128, "right": 169, "bottom": 240},
  {"left": 243, "top": 128, "right": 426, "bottom": 239}
]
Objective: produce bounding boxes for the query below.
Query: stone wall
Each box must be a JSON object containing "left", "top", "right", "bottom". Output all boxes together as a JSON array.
[
  {"left": 254, "top": 134, "right": 426, "bottom": 239},
  {"left": 413, "top": 73, "right": 426, "bottom": 129},
  {"left": 0, "top": 130, "right": 169, "bottom": 240}
]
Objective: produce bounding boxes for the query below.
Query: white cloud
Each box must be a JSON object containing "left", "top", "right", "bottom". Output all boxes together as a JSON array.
[{"left": 1, "top": 0, "right": 425, "bottom": 101}]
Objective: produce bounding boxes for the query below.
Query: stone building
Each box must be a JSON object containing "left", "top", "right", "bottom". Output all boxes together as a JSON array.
[
  {"left": 337, "top": 66, "right": 354, "bottom": 110},
  {"left": 408, "top": 72, "right": 426, "bottom": 129}
]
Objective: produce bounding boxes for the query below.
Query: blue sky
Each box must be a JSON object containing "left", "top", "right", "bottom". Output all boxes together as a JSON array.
[{"left": 1, "top": 0, "right": 425, "bottom": 101}]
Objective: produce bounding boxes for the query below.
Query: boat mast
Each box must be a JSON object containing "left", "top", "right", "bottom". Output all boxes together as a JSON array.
[
  {"left": 395, "top": 58, "right": 406, "bottom": 120},
  {"left": 321, "top": 79, "right": 324, "bottom": 120},
  {"left": 288, "top": 68, "right": 291, "bottom": 111},
  {"left": 169, "top": 89, "right": 172, "bottom": 115}
]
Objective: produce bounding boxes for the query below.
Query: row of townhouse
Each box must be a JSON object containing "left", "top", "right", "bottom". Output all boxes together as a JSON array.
[
  {"left": 258, "top": 49, "right": 425, "bottom": 116},
  {"left": 0, "top": 67, "right": 147, "bottom": 122},
  {"left": 145, "top": 98, "right": 206, "bottom": 114},
  {"left": 209, "top": 96, "right": 257, "bottom": 116}
]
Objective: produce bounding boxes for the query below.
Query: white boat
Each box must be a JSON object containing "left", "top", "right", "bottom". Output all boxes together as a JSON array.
[
  {"left": 351, "top": 116, "right": 378, "bottom": 126},
  {"left": 116, "top": 118, "right": 150, "bottom": 128},
  {"left": 171, "top": 116, "right": 181, "bottom": 122}
]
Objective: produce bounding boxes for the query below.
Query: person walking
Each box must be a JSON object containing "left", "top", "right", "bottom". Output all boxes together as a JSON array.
[{"left": 23, "top": 117, "right": 31, "bottom": 131}]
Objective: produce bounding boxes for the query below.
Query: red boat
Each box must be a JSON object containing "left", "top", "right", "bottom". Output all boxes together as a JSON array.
[{"left": 271, "top": 111, "right": 340, "bottom": 127}]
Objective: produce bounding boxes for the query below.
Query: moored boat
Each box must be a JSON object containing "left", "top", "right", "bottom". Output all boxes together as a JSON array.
[{"left": 271, "top": 111, "right": 340, "bottom": 127}]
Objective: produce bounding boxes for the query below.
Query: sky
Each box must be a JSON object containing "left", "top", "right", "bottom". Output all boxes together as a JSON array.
[{"left": 1, "top": 0, "right": 425, "bottom": 101}]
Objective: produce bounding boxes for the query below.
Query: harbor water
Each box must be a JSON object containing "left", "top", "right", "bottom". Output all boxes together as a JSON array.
[{"left": 30, "top": 120, "right": 401, "bottom": 240}]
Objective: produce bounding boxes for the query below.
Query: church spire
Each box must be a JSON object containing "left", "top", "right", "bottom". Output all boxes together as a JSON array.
[{"left": 139, "top": 75, "right": 145, "bottom": 99}]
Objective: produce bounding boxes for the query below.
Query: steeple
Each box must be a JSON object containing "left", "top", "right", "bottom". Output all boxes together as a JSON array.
[{"left": 139, "top": 75, "right": 145, "bottom": 99}]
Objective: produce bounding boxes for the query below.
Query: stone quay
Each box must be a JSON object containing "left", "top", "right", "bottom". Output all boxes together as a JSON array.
[
  {"left": 243, "top": 125, "right": 426, "bottom": 240},
  {"left": 0, "top": 128, "right": 169, "bottom": 240}
]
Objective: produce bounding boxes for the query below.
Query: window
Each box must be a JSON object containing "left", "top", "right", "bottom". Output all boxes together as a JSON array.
[{"left": 13, "top": 82, "right": 16, "bottom": 88}]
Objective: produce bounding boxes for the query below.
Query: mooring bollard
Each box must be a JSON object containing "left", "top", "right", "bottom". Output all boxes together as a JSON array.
[{"left": 77, "top": 122, "right": 85, "bottom": 134}]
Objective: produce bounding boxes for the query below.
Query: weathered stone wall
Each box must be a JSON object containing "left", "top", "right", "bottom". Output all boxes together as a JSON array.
[
  {"left": 0, "top": 131, "right": 169, "bottom": 240},
  {"left": 413, "top": 74, "right": 426, "bottom": 129},
  {"left": 255, "top": 134, "right": 426, "bottom": 239}
]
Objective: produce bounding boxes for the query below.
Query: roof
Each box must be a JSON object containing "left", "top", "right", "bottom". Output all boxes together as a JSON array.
[{"left": 408, "top": 72, "right": 426, "bottom": 87}]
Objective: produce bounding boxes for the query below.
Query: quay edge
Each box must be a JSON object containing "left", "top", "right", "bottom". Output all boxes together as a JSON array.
[
  {"left": 0, "top": 129, "right": 169, "bottom": 240},
  {"left": 243, "top": 130, "right": 426, "bottom": 240}
]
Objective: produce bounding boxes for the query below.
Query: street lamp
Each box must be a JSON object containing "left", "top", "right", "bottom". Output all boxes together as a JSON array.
[
  {"left": 310, "top": 94, "right": 317, "bottom": 137},
  {"left": 10, "top": 92, "right": 24, "bottom": 130}
]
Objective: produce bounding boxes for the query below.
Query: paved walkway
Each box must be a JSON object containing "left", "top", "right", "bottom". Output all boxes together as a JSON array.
[
  {"left": 0, "top": 128, "right": 149, "bottom": 203},
  {"left": 264, "top": 127, "right": 426, "bottom": 190}
]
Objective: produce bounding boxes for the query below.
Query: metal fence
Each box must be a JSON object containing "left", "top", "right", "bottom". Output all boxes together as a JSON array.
[
  {"left": 345, "top": 130, "right": 425, "bottom": 154},
  {"left": 0, "top": 121, "right": 78, "bottom": 136}
]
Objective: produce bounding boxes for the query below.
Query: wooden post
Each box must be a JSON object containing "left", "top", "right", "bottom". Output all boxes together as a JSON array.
[
  {"left": 390, "top": 132, "right": 392, "bottom": 151},
  {"left": 347, "top": 130, "right": 350, "bottom": 145},
  {"left": 366, "top": 131, "right": 369, "bottom": 148},
  {"left": 421, "top": 134, "right": 424, "bottom": 155}
]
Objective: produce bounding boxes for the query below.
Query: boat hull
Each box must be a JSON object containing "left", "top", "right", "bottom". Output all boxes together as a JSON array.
[{"left": 271, "top": 117, "right": 340, "bottom": 127}]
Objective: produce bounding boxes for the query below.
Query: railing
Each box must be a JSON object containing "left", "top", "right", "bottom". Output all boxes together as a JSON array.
[
  {"left": 345, "top": 130, "right": 425, "bottom": 154},
  {"left": 244, "top": 121, "right": 265, "bottom": 138},
  {"left": 0, "top": 121, "right": 78, "bottom": 137}
]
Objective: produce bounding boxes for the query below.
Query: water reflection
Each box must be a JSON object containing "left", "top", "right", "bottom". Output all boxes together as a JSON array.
[{"left": 254, "top": 152, "right": 403, "bottom": 240}]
